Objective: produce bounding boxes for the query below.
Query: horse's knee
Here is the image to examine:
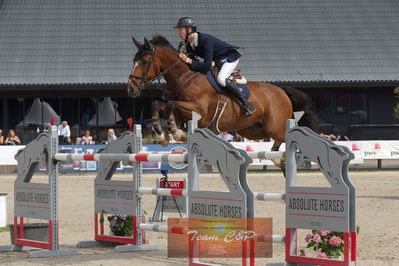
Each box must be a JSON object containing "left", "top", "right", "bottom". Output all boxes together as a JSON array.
[{"left": 165, "top": 102, "right": 175, "bottom": 116}]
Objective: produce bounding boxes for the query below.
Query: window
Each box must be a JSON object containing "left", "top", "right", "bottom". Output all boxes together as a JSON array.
[{"left": 314, "top": 92, "right": 368, "bottom": 137}]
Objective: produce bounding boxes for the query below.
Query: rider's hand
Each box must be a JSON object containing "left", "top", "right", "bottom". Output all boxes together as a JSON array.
[{"left": 179, "top": 53, "right": 191, "bottom": 64}]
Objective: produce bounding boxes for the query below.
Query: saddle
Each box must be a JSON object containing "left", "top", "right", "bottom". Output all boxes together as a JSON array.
[
  {"left": 211, "top": 65, "right": 248, "bottom": 84},
  {"left": 206, "top": 66, "right": 250, "bottom": 99}
]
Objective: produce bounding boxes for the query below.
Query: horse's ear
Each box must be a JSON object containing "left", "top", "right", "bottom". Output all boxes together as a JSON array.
[
  {"left": 132, "top": 36, "right": 142, "bottom": 48},
  {"left": 144, "top": 37, "right": 153, "bottom": 51}
]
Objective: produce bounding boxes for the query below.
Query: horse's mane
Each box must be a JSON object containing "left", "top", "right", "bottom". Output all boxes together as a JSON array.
[{"left": 150, "top": 35, "right": 177, "bottom": 52}]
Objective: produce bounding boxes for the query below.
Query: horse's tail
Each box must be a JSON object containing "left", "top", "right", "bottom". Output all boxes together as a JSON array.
[{"left": 281, "top": 86, "right": 320, "bottom": 133}]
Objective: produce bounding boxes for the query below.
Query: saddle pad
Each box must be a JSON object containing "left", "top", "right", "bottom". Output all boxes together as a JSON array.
[{"left": 206, "top": 71, "right": 250, "bottom": 99}]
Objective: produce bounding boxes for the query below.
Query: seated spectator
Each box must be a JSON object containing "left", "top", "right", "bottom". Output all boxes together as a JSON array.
[
  {"left": 82, "top": 130, "right": 94, "bottom": 145},
  {"left": 219, "top": 132, "right": 233, "bottom": 142},
  {"left": 4, "top": 129, "right": 21, "bottom": 145},
  {"left": 234, "top": 132, "right": 250, "bottom": 142},
  {"left": 320, "top": 133, "right": 343, "bottom": 141},
  {"left": 75, "top": 137, "right": 82, "bottom": 145},
  {"left": 232, "top": 132, "right": 243, "bottom": 142},
  {"left": 320, "top": 133, "right": 332, "bottom": 139},
  {"left": 107, "top": 129, "right": 117, "bottom": 144},
  {"left": 58, "top": 121, "right": 71, "bottom": 144},
  {"left": 0, "top": 129, "right": 3, "bottom": 144},
  {"left": 329, "top": 134, "right": 338, "bottom": 141}
]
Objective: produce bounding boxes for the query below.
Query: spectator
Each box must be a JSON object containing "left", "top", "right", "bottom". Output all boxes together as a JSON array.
[
  {"left": 107, "top": 129, "right": 117, "bottom": 144},
  {"left": 329, "top": 134, "right": 338, "bottom": 141},
  {"left": 218, "top": 132, "right": 233, "bottom": 142},
  {"left": 58, "top": 121, "right": 71, "bottom": 144},
  {"left": 320, "top": 133, "right": 340, "bottom": 141},
  {"left": 0, "top": 129, "right": 3, "bottom": 144},
  {"left": 4, "top": 129, "right": 21, "bottom": 145},
  {"left": 82, "top": 130, "right": 94, "bottom": 145},
  {"left": 232, "top": 132, "right": 243, "bottom": 142},
  {"left": 320, "top": 133, "right": 331, "bottom": 140}
]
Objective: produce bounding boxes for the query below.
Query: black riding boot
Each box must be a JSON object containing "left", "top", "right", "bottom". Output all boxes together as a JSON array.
[{"left": 224, "top": 79, "right": 256, "bottom": 116}]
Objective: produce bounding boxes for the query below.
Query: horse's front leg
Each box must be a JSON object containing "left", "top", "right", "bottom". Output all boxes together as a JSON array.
[
  {"left": 151, "top": 100, "right": 170, "bottom": 146},
  {"left": 165, "top": 102, "right": 187, "bottom": 142},
  {"left": 151, "top": 100, "right": 163, "bottom": 135}
]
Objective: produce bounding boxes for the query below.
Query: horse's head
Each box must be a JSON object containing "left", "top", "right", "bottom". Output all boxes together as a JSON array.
[{"left": 128, "top": 37, "right": 161, "bottom": 97}]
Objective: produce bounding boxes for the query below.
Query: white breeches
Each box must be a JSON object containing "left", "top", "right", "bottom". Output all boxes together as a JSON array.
[{"left": 217, "top": 59, "right": 239, "bottom": 87}]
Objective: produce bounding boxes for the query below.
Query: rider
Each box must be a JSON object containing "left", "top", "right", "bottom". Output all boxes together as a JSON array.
[{"left": 175, "top": 17, "right": 256, "bottom": 116}]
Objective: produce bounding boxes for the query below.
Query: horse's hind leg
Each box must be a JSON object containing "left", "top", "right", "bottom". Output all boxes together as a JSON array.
[
  {"left": 262, "top": 108, "right": 290, "bottom": 173},
  {"left": 271, "top": 141, "right": 286, "bottom": 176},
  {"left": 151, "top": 100, "right": 170, "bottom": 146},
  {"left": 165, "top": 102, "right": 186, "bottom": 142}
]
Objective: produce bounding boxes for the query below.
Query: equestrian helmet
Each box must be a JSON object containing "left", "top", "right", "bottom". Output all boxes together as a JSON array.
[{"left": 174, "top": 17, "right": 197, "bottom": 32}]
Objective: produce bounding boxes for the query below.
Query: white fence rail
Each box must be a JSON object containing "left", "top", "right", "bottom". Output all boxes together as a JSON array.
[{"left": 2, "top": 140, "right": 399, "bottom": 166}]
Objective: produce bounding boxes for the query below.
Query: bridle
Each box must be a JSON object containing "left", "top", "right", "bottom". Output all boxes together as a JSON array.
[{"left": 128, "top": 47, "right": 181, "bottom": 92}]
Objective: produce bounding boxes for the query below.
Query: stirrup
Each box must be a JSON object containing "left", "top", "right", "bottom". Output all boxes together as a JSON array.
[{"left": 242, "top": 103, "right": 256, "bottom": 116}]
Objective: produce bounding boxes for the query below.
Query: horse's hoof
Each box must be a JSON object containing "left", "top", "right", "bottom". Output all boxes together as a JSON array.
[
  {"left": 155, "top": 132, "right": 165, "bottom": 142},
  {"left": 173, "top": 129, "right": 186, "bottom": 142},
  {"left": 271, "top": 158, "right": 286, "bottom": 173},
  {"left": 159, "top": 139, "right": 170, "bottom": 147},
  {"left": 156, "top": 132, "right": 170, "bottom": 146}
]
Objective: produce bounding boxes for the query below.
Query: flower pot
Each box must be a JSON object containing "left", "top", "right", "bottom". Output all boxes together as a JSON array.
[{"left": 9, "top": 223, "right": 49, "bottom": 244}]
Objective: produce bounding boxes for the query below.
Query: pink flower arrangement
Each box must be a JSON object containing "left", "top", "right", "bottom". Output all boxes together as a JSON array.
[
  {"left": 329, "top": 236, "right": 343, "bottom": 246},
  {"left": 312, "top": 234, "right": 321, "bottom": 243},
  {"left": 317, "top": 252, "right": 327, "bottom": 258},
  {"left": 305, "top": 233, "right": 312, "bottom": 242},
  {"left": 304, "top": 230, "right": 345, "bottom": 259},
  {"left": 302, "top": 226, "right": 359, "bottom": 259},
  {"left": 318, "top": 230, "right": 331, "bottom": 236}
]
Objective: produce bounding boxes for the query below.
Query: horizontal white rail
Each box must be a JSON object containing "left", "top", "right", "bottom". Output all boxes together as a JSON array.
[
  {"left": 254, "top": 192, "right": 285, "bottom": 201},
  {"left": 246, "top": 151, "right": 284, "bottom": 160},
  {"left": 272, "top": 235, "right": 285, "bottom": 243},
  {"left": 54, "top": 153, "right": 187, "bottom": 163},
  {"left": 139, "top": 223, "right": 168, "bottom": 233},
  {"left": 138, "top": 187, "right": 187, "bottom": 197},
  {"left": 53, "top": 150, "right": 283, "bottom": 163}
]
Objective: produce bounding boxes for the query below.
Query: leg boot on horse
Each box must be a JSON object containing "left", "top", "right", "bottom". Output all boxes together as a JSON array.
[
  {"left": 151, "top": 100, "right": 170, "bottom": 146},
  {"left": 165, "top": 102, "right": 186, "bottom": 143}
]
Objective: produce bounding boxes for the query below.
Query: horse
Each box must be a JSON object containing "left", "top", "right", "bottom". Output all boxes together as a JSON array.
[{"left": 127, "top": 35, "right": 318, "bottom": 166}]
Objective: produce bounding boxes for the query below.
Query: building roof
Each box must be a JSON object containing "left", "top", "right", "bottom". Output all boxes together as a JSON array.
[{"left": 0, "top": 0, "right": 399, "bottom": 86}]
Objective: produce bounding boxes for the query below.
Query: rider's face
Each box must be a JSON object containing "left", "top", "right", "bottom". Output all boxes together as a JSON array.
[{"left": 177, "top": 27, "right": 187, "bottom": 40}]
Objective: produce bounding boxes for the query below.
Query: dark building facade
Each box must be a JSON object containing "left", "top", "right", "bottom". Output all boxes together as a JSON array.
[{"left": 1, "top": 0, "right": 399, "bottom": 143}]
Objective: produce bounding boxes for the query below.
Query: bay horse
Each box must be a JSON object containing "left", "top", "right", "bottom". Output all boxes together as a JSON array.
[{"left": 127, "top": 35, "right": 317, "bottom": 165}]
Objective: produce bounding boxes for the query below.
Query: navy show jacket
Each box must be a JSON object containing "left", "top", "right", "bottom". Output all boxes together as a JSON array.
[{"left": 186, "top": 32, "right": 241, "bottom": 73}]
